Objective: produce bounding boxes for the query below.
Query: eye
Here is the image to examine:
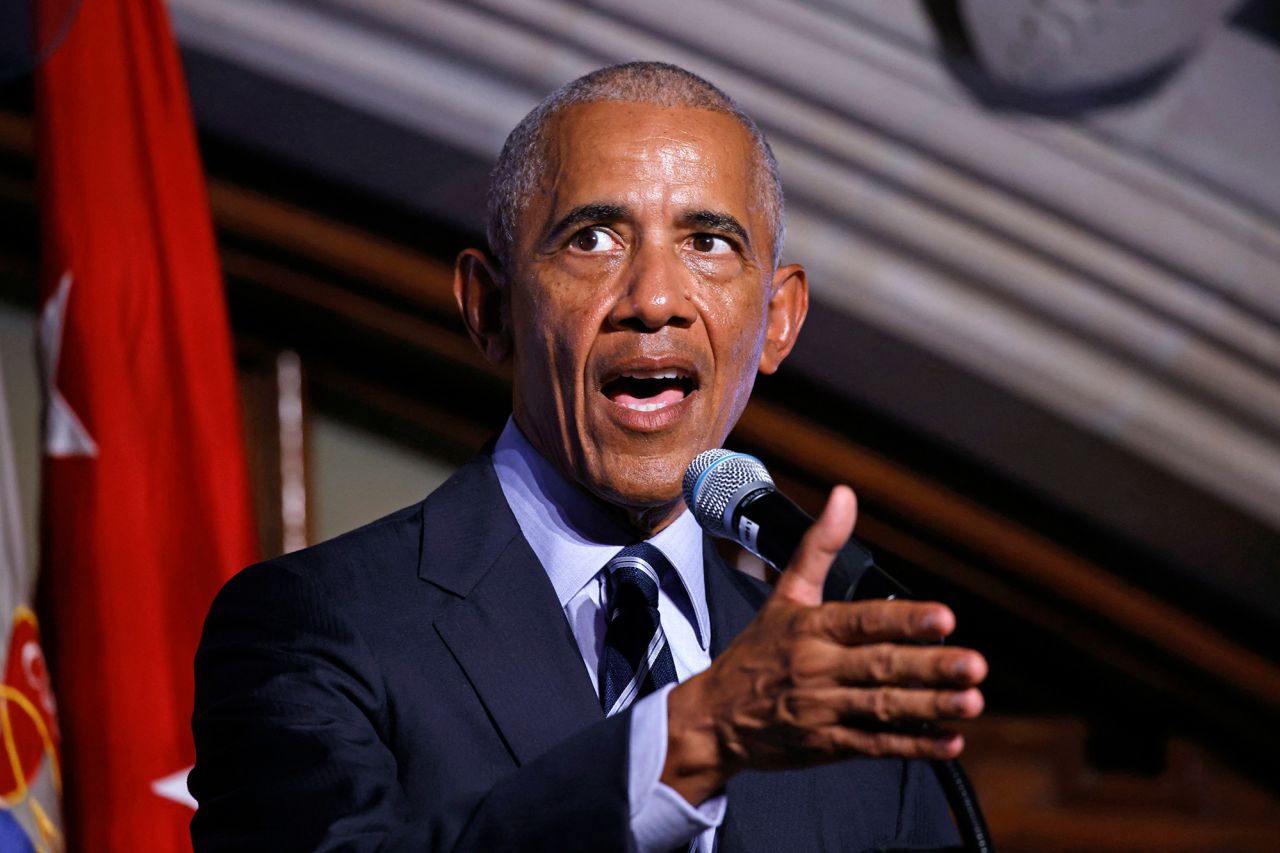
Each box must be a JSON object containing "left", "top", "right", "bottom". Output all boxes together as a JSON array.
[
  {"left": 569, "top": 227, "right": 621, "bottom": 253},
  {"left": 689, "top": 234, "right": 733, "bottom": 255}
]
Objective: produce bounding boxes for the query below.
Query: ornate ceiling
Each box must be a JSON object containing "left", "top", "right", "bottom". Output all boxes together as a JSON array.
[{"left": 163, "top": 0, "right": 1280, "bottom": 616}]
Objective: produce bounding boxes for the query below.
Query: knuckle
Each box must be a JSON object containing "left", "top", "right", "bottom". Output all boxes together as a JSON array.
[
  {"left": 871, "top": 688, "right": 895, "bottom": 723},
  {"left": 790, "top": 641, "right": 828, "bottom": 681},
  {"left": 867, "top": 644, "right": 897, "bottom": 683},
  {"left": 775, "top": 693, "right": 801, "bottom": 726},
  {"left": 797, "top": 606, "right": 826, "bottom": 636},
  {"left": 867, "top": 731, "right": 895, "bottom": 757},
  {"left": 776, "top": 689, "right": 831, "bottom": 728},
  {"left": 851, "top": 605, "right": 884, "bottom": 637}
]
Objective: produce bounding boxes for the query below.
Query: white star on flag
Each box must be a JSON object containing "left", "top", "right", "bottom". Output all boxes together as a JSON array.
[
  {"left": 151, "top": 766, "right": 196, "bottom": 810},
  {"left": 40, "top": 272, "right": 98, "bottom": 459}
]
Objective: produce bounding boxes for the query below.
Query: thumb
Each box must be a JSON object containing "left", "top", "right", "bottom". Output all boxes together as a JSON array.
[{"left": 772, "top": 485, "right": 857, "bottom": 608}]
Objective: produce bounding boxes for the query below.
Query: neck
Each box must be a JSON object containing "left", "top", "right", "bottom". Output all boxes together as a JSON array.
[
  {"left": 511, "top": 415, "right": 690, "bottom": 541},
  {"left": 621, "top": 499, "right": 685, "bottom": 538}
]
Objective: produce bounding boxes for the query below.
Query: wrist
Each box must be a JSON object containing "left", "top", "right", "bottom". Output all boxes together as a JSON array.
[{"left": 660, "top": 674, "right": 733, "bottom": 805}]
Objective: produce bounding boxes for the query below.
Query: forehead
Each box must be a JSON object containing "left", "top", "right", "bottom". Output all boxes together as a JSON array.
[{"left": 536, "top": 101, "right": 759, "bottom": 218}]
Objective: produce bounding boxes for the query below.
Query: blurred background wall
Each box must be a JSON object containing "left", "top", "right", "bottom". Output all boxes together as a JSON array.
[{"left": 2, "top": 0, "right": 1279, "bottom": 849}]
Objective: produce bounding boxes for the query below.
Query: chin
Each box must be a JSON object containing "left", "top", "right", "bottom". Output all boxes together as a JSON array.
[{"left": 590, "top": 455, "right": 687, "bottom": 513}]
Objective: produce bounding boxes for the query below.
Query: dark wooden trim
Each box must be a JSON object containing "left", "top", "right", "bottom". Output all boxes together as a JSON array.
[{"left": 208, "top": 181, "right": 458, "bottom": 315}]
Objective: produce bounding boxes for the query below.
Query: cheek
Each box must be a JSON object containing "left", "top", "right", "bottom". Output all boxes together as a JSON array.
[
  {"left": 515, "top": 277, "right": 603, "bottom": 380},
  {"left": 704, "top": 289, "right": 769, "bottom": 391}
]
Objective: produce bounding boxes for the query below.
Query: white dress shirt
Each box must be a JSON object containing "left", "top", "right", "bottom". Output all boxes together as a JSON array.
[{"left": 492, "top": 419, "right": 726, "bottom": 852}]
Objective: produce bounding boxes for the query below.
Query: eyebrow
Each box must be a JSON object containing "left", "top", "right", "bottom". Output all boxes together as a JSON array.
[
  {"left": 540, "top": 203, "right": 753, "bottom": 252},
  {"left": 679, "top": 210, "right": 751, "bottom": 250},
  {"left": 543, "top": 202, "right": 631, "bottom": 245}
]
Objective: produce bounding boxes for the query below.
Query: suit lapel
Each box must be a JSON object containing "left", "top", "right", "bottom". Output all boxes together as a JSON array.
[
  {"left": 424, "top": 456, "right": 604, "bottom": 766},
  {"left": 704, "top": 540, "right": 769, "bottom": 657}
]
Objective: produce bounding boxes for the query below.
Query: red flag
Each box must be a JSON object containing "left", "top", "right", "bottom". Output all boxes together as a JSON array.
[{"left": 35, "top": 0, "right": 259, "bottom": 848}]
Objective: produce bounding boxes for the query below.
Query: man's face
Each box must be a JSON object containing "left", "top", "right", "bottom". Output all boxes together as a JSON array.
[{"left": 471, "top": 101, "right": 806, "bottom": 531}]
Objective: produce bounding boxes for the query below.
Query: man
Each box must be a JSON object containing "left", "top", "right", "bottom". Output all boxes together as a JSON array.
[{"left": 191, "top": 62, "right": 987, "bottom": 852}]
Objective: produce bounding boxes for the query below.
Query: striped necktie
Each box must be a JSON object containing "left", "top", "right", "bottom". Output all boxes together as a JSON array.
[{"left": 599, "top": 543, "right": 679, "bottom": 716}]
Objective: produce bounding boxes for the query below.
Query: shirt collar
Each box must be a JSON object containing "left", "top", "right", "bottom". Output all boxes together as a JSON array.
[{"left": 492, "top": 417, "right": 710, "bottom": 650}]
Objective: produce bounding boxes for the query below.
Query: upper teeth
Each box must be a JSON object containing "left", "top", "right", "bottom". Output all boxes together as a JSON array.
[{"left": 624, "top": 370, "right": 681, "bottom": 380}]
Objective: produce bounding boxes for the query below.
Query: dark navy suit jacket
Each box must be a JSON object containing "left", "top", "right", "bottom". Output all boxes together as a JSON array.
[{"left": 190, "top": 453, "right": 959, "bottom": 851}]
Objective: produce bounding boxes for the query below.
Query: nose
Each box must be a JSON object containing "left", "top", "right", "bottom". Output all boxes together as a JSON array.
[{"left": 607, "top": 243, "right": 696, "bottom": 331}]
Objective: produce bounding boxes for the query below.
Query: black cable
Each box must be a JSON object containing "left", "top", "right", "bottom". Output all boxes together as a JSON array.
[
  {"left": 931, "top": 758, "right": 994, "bottom": 853},
  {"left": 833, "top": 546, "right": 995, "bottom": 852}
]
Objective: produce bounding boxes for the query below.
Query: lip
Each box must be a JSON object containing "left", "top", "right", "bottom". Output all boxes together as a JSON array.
[
  {"left": 598, "top": 354, "right": 701, "bottom": 386},
  {"left": 595, "top": 354, "right": 702, "bottom": 433},
  {"left": 601, "top": 385, "right": 699, "bottom": 432}
]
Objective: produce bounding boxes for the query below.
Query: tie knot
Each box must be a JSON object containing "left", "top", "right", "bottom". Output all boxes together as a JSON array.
[{"left": 604, "top": 543, "right": 668, "bottom": 610}]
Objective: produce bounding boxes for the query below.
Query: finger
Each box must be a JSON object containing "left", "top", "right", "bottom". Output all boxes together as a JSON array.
[
  {"left": 793, "top": 685, "right": 984, "bottom": 725},
  {"left": 814, "top": 600, "right": 957, "bottom": 645},
  {"left": 773, "top": 486, "right": 857, "bottom": 607},
  {"left": 779, "top": 685, "right": 984, "bottom": 731},
  {"left": 820, "top": 724, "right": 967, "bottom": 761},
  {"left": 776, "top": 681, "right": 982, "bottom": 725},
  {"left": 831, "top": 685, "right": 986, "bottom": 724},
  {"left": 830, "top": 644, "right": 988, "bottom": 688}
]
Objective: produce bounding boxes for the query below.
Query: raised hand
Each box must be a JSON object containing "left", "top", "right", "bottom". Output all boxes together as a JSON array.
[{"left": 662, "top": 486, "right": 987, "bottom": 805}]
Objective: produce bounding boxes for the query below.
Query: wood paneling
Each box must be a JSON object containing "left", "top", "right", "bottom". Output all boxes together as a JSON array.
[
  {"left": 963, "top": 715, "right": 1280, "bottom": 852},
  {"left": 208, "top": 182, "right": 458, "bottom": 315}
]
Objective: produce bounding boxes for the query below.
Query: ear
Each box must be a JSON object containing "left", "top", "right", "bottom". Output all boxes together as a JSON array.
[
  {"left": 454, "top": 248, "right": 512, "bottom": 363},
  {"left": 758, "top": 263, "right": 808, "bottom": 375}
]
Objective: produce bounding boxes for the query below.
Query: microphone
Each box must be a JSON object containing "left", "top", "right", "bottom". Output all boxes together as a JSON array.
[{"left": 682, "top": 449, "right": 911, "bottom": 601}]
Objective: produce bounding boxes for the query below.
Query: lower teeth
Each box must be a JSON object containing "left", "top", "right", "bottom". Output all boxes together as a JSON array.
[{"left": 625, "top": 401, "right": 668, "bottom": 412}]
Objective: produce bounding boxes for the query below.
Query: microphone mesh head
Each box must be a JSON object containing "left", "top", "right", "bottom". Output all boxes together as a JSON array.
[{"left": 682, "top": 449, "right": 773, "bottom": 538}]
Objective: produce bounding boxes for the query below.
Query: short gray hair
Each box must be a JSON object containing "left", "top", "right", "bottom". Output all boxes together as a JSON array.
[{"left": 486, "top": 62, "right": 785, "bottom": 273}]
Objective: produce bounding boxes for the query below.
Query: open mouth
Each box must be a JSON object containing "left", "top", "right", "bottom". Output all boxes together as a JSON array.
[{"left": 601, "top": 369, "right": 698, "bottom": 412}]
